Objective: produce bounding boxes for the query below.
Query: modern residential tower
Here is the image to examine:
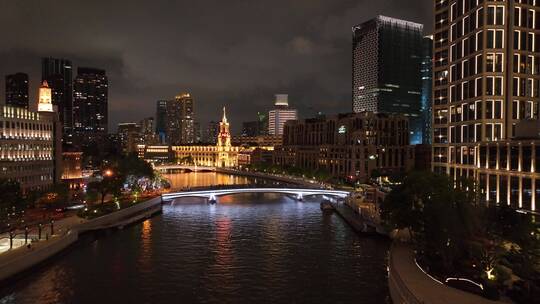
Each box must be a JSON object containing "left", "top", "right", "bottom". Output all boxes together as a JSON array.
[
  {"left": 73, "top": 67, "right": 108, "bottom": 147},
  {"left": 433, "top": 0, "right": 540, "bottom": 212},
  {"left": 166, "top": 93, "right": 195, "bottom": 145}
]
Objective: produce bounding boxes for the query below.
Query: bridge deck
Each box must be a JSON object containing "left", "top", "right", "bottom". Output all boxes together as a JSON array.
[{"left": 162, "top": 187, "right": 350, "bottom": 201}]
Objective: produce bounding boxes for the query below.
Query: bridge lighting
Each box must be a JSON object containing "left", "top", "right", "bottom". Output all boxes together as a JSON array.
[{"left": 161, "top": 188, "right": 349, "bottom": 202}]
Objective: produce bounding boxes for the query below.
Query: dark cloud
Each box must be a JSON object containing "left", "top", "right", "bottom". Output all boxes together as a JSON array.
[{"left": 0, "top": 0, "right": 432, "bottom": 133}]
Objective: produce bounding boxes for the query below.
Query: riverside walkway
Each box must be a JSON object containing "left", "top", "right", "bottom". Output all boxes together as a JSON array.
[{"left": 389, "top": 243, "right": 506, "bottom": 304}]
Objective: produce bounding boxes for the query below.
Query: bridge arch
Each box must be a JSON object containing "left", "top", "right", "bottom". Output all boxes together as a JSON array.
[{"left": 162, "top": 187, "right": 350, "bottom": 202}]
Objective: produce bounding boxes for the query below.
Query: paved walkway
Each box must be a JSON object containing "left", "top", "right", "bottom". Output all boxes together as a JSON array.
[{"left": 390, "top": 243, "right": 506, "bottom": 304}]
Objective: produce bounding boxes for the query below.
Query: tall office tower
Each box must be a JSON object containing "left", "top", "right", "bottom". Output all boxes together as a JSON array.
[
  {"left": 421, "top": 36, "right": 434, "bottom": 145},
  {"left": 257, "top": 112, "right": 269, "bottom": 135},
  {"left": 155, "top": 100, "right": 168, "bottom": 143},
  {"left": 117, "top": 122, "right": 141, "bottom": 154},
  {"left": 352, "top": 16, "right": 424, "bottom": 144},
  {"left": 5, "top": 73, "right": 29, "bottom": 109},
  {"left": 42, "top": 58, "right": 73, "bottom": 143},
  {"left": 194, "top": 121, "right": 203, "bottom": 143},
  {"left": 268, "top": 94, "right": 298, "bottom": 136},
  {"left": 433, "top": 1, "right": 540, "bottom": 211},
  {"left": 206, "top": 121, "right": 219, "bottom": 144},
  {"left": 73, "top": 68, "right": 108, "bottom": 147},
  {"left": 166, "top": 93, "right": 194, "bottom": 145}
]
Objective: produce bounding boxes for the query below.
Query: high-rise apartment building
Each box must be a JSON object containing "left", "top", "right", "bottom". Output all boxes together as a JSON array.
[
  {"left": 206, "top": 121, "right": 219, "bottom": 144},
  {"left": 73, "top": 68, "right": 108, "bottom": 147},
  {"left": 421, "top": 36, "right": 434, "bottom": 145},
  {"left": 42, "top": 57, "right": 73, "bottom": 144},
  {"left": 433, "top": 0, "right": 540, "bottom": 212},
  {"left": 155, "top": 100, "right": 168, "bottom": 143},
  {"left": 352, "top": 16, "right": 424, "bottom": 144},
  {"left": 5, "top": 73, "right": 29, "bottom": 109},
  {"left": 166, "top": 93, "right": 194, "bottom": 145},
  {"left": 268, "top": 94, "right": 297, "bottom": 136}
]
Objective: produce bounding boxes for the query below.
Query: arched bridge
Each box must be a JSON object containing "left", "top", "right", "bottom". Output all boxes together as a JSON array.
[{"left": 162, "top": 187, "right": 350, "bottom": 202}]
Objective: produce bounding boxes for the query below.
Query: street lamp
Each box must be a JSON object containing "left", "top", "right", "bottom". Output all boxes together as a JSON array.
[{"left": 104, "top": 169, "right": 113, "bottom": 177}]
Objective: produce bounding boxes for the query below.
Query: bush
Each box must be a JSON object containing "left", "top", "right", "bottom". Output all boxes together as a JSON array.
[{"left": 482, "top": 282, "right": 500, "bottom": 301}]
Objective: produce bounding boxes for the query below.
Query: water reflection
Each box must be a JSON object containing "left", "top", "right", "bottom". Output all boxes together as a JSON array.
[
  {"left": 163, "top": 172, "right": 254, "bottom": 190},
  {"left": 0, "top": 175, "right": 390, "bottom": 304}
]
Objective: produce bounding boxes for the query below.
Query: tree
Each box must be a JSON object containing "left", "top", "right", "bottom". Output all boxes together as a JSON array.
[
  {"left": 0, "top": 179, "right": 23, "bottom": 221},
  {"left": 382, "top": 171, "right": 479, "bottom": 273},
  {"left": 87, "top": 175, "right": 123, "bottom": 205}
]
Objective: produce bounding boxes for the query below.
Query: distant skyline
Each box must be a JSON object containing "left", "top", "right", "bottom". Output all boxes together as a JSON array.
[{"left": 0, "top": 0, "right": 432, "bottom": 133}]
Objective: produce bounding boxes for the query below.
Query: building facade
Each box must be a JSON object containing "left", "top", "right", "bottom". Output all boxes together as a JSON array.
[
  {"left": 205, "top": 121, "right": 219, "bottom": 144},
  {"left": 421, "top": 36, "right": 434, "bottom": 144},
  {"left": 117, "top": 122, "right": 141, "bottom": 154},
  {"left": 0, "top": 83, "right": 62, "bottom": 191},
  {"left": 352, "top": 16, "right": 424, "bottom": 144},
  {"left": 166, "top": 93, "right": 195, "bottom": 145},
  {"left": 5, "top": 73, "right": 29, "bottom": 109},
  {"left": 268, "top": 94, "right": 297, "bottom": 136},
  {"left": 274, "top": 112, "right": 414, "bottom": 182},
  {"left": 155, "top": 100, "right": 168, "bottom": 143},
  {"left": 73, "top": 68, "right": 108, "bottom": 147},
  {"left": 42, "top": 57, "right": 73, "bottom": 144},
  {"left": 432, "top": 0, "right": 540, "bottom": 212},
  {"left": 232, "top": 135, "right": 283, "bottom": 147},
  {"left": 139, "top": 107, "right": 239, "bottom": 167}
]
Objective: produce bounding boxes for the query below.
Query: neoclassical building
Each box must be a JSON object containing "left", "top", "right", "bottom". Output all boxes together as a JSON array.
[{"left": 138, "top": 107, "right": 239, "bottom": 167}]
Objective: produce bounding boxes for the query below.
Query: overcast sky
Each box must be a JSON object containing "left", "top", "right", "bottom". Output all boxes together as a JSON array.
[{"left": 0, "top": 0, "right": 432, "bottom": 133}]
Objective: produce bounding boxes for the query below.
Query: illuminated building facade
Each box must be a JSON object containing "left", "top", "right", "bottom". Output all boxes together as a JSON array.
[
  {"left": 0, "top": 83, "right": 63, "bottom": 191},
  {"left": 268, "top": 94, "right": 298, "bottom": 136},
  {"left": 73, "top": 68, "right": 108, "bottom": 147},
  {"left": 352, "top": 16, "right": 424, "bottom": 144},
  {"left": 166, "top": 93, "right": 195, "bottom": 145},
  {"left": 433, "top": 0, "right": 540, "bottom": 212},
  {"left": 42, "top": 57, "right": 73, "bottom": 144},
  {"left": 232, "top": 135, "right": 282, "bottom": 147},
  {"left": 138, "top": 107, "right": 240, "bottom": 167},
  {"left": 5, "top": 73, "right": 29, "bottom": 109},
  {"left": 274, "top": 112, "right": 415, "bottom": 181}
]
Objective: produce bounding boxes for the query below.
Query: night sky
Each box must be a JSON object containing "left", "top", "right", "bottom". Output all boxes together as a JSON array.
[{"left": 0, "top": 0, "right": 432, "bottom": 133}]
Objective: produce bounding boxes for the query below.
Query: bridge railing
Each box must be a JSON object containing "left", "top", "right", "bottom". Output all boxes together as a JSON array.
[{"left": 169, "top": 183, "right": 322, "bottom": 193}]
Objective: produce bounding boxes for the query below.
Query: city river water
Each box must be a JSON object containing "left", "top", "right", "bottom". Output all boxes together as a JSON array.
[{"left": 0, "top": 172, "right": 390, "bottom": 304}]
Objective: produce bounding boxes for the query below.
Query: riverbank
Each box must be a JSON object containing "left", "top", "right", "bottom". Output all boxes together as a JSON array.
[
  {"left": 332, "top": 202, "right": 387, "bottom": 236},
  {"left": 0, "top": 197, "right": 162, "bottom": 283}
]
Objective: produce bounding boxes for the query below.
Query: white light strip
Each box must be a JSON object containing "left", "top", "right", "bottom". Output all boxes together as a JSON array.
[{"left": 162, "top": 188, "right": 350, "bottom": 200}]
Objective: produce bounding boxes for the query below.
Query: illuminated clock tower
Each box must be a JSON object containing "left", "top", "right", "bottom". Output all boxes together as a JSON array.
[
  {"left": 217, "top": 106, "right": 232, "bottom": 167},
  {"left": 217, "top": 106, "right": 231, "bottom": 148},
  {"left": 38, "top": 81, "right": 53, "bottom": 112}
]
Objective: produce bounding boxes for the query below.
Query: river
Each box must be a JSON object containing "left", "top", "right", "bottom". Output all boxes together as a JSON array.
[{"left": 0, "top": 172, "right": 389, "bottom": 304}]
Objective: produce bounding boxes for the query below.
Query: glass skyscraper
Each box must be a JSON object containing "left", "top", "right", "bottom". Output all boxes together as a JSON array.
[
  {"left": 352, "top": 16, "right": 424, "bottom": 145},
  {"left": 42, "top": 57, "right": 73, "bottom": 145}
]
